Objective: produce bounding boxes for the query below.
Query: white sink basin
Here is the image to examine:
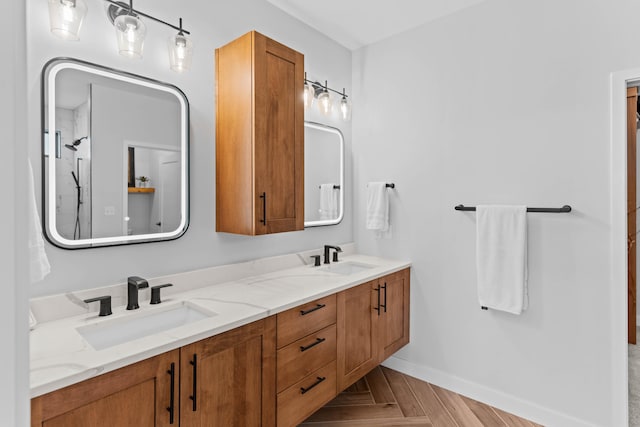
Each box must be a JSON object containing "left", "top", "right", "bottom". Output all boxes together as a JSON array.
[
  {"left": 320, "top": 261, "right": 376, "bottom": 275},
  {"left": 77, "top": 302, "right": 216, "bottom": 350}
]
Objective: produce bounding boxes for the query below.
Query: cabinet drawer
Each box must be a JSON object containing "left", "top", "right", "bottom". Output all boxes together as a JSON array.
[
  {"left": 277, "top": 324, "right": 336, "bottom": 392},
  {"left": 276, "top": 361, "right": 336, "bottom": 427},
  {"left": 277, "top": 294, "right": 336, "bottom": 348}
]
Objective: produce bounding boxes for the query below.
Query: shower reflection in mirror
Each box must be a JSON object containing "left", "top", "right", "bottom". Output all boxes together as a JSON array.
[{"left": 42, "top": 58, "right": 189, "bottom": 249}]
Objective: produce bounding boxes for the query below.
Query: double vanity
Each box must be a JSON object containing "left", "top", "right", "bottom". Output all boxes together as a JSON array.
[
  {"left": 34, "top": 30, "right": 399, "bottom": 426},
  {"left": 30, "top": 246, "right": 410, "bottom": 426}
]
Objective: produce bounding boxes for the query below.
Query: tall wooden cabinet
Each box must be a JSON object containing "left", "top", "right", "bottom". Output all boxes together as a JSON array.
[{"left": 216, "top": 31, "right": 304, "bottom": 235}]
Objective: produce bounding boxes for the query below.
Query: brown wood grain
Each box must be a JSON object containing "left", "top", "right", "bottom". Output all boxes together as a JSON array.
[
  {"left": 179, "top": 317, "right": 275, "bottom": 427},
  {"left": 381, "top": 366, "right": 425, "bottom": 418},
  {"left": 216, "top": 30, "right": 304, "bottom": 235},
  {"left": 302, "top": 367, "right": 539, "bottom": 427},
  {"left": 31, "top": 350, "right": 179, "bottom": 427},
  {"left": 337, "top": 280, "right": 381, "bottom": 391},
  {"left": 276, "top": 294, "right": 336, "bottom": 348},
  {"left": 459, "top": 395, "right": 508, "bottom": 426},
  {"left": 381, "top": 269, "right": 411, "bottom": 360},
  {"left": 215, "top": 31, "right": 254, "bottom": 234},
  {"left": 277, "top": 361, "right": 337, "bottom": 427},
  {"left": 277, "top": 324, "right": 337, "bottom": 392}
]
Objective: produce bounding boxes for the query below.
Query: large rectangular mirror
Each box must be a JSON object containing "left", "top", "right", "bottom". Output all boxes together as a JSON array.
[
  {"left": 42, "top": 58, "right": 189, "bottom": 249},
  {"left": 304, "top": 121, "right": 344, "bottom": 227}
]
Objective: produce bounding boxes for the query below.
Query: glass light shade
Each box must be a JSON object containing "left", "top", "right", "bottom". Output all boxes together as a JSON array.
[
  {"left": 169, "top": 33, "right": 193, "bottom": 72},
  {"left": 48, "top": 0, "right": 87, "bottom": 41},
  {"left": 303, "top": 82, "right": 315, "bottom": 109},
  {"left": 114, "top": 14, "right": 146, "bottom": 59},
  {"left": 340, "top": 96, "right": 352, "bottom": 121},
  {"left": 317, "top": 90, "right": 332, "bottom": 115}
]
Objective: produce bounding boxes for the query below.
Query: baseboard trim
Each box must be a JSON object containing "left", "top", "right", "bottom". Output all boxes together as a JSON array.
[{"left": 382, "top": 356, "right": 600, "bottom": 427}]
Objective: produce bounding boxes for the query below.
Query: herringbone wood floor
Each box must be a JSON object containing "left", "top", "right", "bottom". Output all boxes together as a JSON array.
[{"left": 300, "top": 366, "right": 542, "bottom": 427}]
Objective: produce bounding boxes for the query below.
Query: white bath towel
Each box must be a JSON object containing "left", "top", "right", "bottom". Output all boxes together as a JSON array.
[
  {"left": 28, "top": 159, "right": 51, "bottom": 283},
  {"left": 319, "top": 184, "right": 338, "bottom": 220},
  {"left": 366, "top": 182, "right": 389, "bottom": 232},
  {"left": 476, "top": 205, "right": 528, "bottom": 314}
]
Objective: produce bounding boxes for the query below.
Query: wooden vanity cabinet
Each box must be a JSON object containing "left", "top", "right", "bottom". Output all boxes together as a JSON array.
[
  {"left": 31, "top": 349, "right": 180, "bottom": 427},
  {"left": 276, "top": 295, "right": 337, "bottom": 427},
  {"left": 337, "top": 268, "right": 410, "bottom": 390},
  {"left": 380, "top": 268, "right": 411, "bottom": 360},
  {"left": 336, "top": 279, "right": 381, "bottom": 391},
  {"left": 216, "top": 30, "right": 305, "bottom": 235},
  {"left": 30, "top": 269, "right": 409, "bottom": 427},
  {"left": 180, "top": 317, "right": 276, "bottom": 427},
  {"left": 31, "top": 318, "right": 276, "bottom": 427}
]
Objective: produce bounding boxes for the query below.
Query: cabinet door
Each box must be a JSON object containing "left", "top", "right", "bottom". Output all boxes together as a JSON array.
[
  {"left": 336, "top": 280, "right": 380, "bottom": 391},
  {"left": 31, "top": 350, "right": 179, "bottom": 427},
  {"left": 380, "top": 268, "right": 411, "bottom": 360},
  {"left": 180, "top": 317, "right": 276, "bottom": 427},
  {"left": 253, "top": 33, "right": 304, "bottom": 234}
]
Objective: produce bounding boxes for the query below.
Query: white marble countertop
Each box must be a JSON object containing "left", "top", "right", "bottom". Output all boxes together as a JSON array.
[{"left": 30, "top": 252, "right": 410, "bottom": 398}]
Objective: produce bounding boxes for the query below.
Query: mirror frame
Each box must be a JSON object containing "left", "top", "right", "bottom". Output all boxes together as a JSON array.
[
  {"left": 41, "top": 57, "right": 190, "bottom": 249},
  {"left": 304, "top": 121, "right": 345, "bottom": 228}
]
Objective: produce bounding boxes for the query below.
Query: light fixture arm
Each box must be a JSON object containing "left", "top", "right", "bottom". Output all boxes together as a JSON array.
[
  {"left": 103, "top": 0, "right": 191, "bottom": 35},
  {"left": 304, "top": 77, "right": 349, "bottom": 99}
]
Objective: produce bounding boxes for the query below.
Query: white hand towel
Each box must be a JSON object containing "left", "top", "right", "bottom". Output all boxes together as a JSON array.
[
  {"left": 476, "top": 205, "right": 528, "bottom": 314},
  {"left": 319, "top": 184, "right": 338, "bottom": 220},
  {"left": 28, "top": 159, "right": 51, "bottom": 283},
  {"left": 366, "top": 182, "right": 389, "bottom": 232}
]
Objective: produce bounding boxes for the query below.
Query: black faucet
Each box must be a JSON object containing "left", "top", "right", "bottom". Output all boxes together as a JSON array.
[
  {"left": 84, "top": 295, "right": 112, "bottom": 316},
  {"left": 127, "top": 276, "right": 149, "bottom": 310},
  {"left": 323, "top": 245, "right": 342, "bottom": 264}
]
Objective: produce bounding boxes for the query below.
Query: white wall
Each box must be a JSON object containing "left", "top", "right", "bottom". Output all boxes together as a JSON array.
[
  {"left": 4, "top": 0, "right": 29, "bottom": 425},
  {"left": 352, "top": 0, "right": 637, "bottom": 425},
  {"left": 26, "top": 0, "right": 352, "bottom": 297}
]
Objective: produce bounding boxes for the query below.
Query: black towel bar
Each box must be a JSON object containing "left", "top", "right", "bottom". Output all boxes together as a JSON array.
[
  {"left": 318, "top": 185, "right": 341, "bottom": 189},
  {"left": 454, "top": 205, "right": 571, "bottom": 213},
  {"left": 386, "top": 183, "right": 395, "bottom": 188}
]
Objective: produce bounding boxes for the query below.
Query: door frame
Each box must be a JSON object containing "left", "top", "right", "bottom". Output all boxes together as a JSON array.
[
  {"left": 611, "top": 68, "right": 640, "bottom": 427},
  {"left": 628, "top": 86, "right": 637, "bottom": 345}
]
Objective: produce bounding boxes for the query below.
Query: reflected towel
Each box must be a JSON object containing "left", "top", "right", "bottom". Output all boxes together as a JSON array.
[
  {"left": 476, "top": 205, "right": 528, "bottom": 314},
  {"left": 319, "top": 184, "right": 338, "bottom": 220},
  {"left": 28, "top": 159, "right": 51, "bottom": 283},
  {"left": 366, "top": 182, "right": 389, "bottom": 232}
]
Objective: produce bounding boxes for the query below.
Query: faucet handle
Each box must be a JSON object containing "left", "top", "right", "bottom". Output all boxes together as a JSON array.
[
  {"left": 332, "top": 251, "right": 340, "bottom": 263},
  {"left": 150, "top": 284, "right": 173, "bottom": 305},
  {"left": 84, "top": 295, "right": 112, "bottom": 316},
  {"left": 310, "top": 255, "right": 321, "bottom": 267}
]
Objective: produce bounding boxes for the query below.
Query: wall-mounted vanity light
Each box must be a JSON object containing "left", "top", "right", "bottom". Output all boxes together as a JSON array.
[
  {"left": 304, "top": 74, "right": 351, "bottom": 121},
  {"left": 48, "top": 0, "right": 88, "bottom": 41},
  {"left": 48, "top": 0, "right": 193, "bottom": 72}
]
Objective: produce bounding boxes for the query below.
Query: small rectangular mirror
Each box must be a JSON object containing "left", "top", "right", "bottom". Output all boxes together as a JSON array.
[
  {"left": 42, "top": 58, "right": 190, "bottom": 248},
  {"left": 304, "top": 121, "right": 344, "bottom": 227}
]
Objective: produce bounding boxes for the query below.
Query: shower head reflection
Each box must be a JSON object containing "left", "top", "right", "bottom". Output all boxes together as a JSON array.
[{"left": 64, "top": 136, "right": 88, "bottom": 151}]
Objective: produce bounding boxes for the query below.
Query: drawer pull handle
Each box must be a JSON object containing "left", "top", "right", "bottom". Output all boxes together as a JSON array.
[
  {"left": 300, "top": 337, "right": 326, "bottom": 352},
  {"left": 300, "top": 303, "right": 325, "bottom": 316},
  {"left": 189, "top": 354, "right": 197, "bottom": 411},
  {"left": 167, "top": 362, "right": 175, "bottom": 424},
  {"left": 259, "top": 192, "right": 267, "bottom": 225},
  {"left": 374, "top": 285, "right": 381, "bottom": 316},
  {"left": 381, "top": 283, "right": 387, "bottom": 313},
  {"left": 300, "top": 376, "right": 326, "bottom": 395}
]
